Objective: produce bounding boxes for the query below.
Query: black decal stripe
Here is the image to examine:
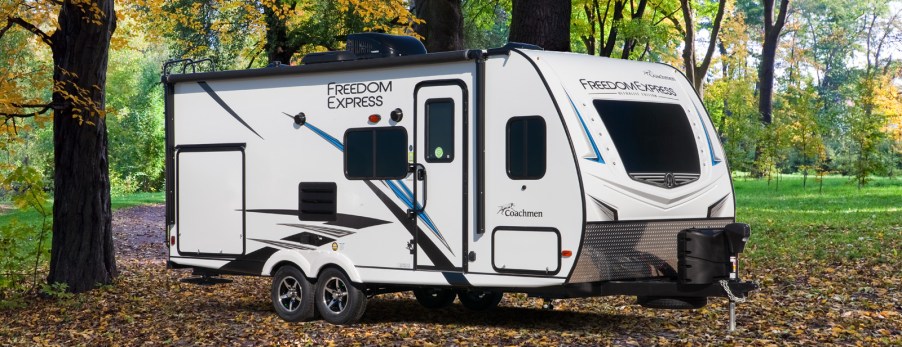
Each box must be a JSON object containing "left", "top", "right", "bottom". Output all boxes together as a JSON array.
[
  {"left": 442, "top": 272, "right": 470, "bottom": 286},
  {"left": 589, "top": 195, "right": 619, "bottom": 221},
  {"left": 249, "top": 238, "right": 315, "bottom": 251},
  {"left": 278, "top": 224, "right": 354, "bottom": 237},
  {"left": 246, "top": 209, "right": 389, "bottom": 230},
  {"left": 219, "top": 247, "right": 278, "bottom": 275},
  {"left": 246, "top": 209, "right": 297, "bottom": 216},
  {"left": 363, "top": 180, "right": 454, "bottom": 269},
  {"left": 282, "top": 232, "right": 335, "bottom": 247},
  {"left": 197, "top": 81, "right": 264, "bottom": 140},
  {"left": 326, "top": 214, "right": 391, "bottom": 229}
]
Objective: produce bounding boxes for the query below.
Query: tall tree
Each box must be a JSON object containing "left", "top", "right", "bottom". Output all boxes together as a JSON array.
[
  {"left": 1, "top": 0, "right": 118, "bottom": 293},
  {"left": 575, "top": 0, "right": 673, "bottom": 59},
  {"left": 680, "top": 0, "right": 727, "bottom": 97},
  {"left": 414, "top": 0, "right": 465, "bottom": 52},
  {"left": 758, "top": 0, "right": 789, "bottom": 125},
  {"left": 509, "top": 0, "right": 571, "bottom": 51}
]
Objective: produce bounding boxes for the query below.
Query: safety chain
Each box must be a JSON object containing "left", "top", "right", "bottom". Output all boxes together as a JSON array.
[{"left": 719, "top": 280, "right": 747, "bottom": 303}]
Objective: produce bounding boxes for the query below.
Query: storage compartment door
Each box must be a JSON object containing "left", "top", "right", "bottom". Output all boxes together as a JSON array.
[
  {"left": 177, "top": 147, "right": 245, "bottom": 256},
  {"left": 492, "top": 228, "right": 560, "bottom": 275}
]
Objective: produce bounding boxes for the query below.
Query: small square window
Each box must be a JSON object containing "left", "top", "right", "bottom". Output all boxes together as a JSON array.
[{"left": 507, "top": 116, "right": 546, "bottom": 180}]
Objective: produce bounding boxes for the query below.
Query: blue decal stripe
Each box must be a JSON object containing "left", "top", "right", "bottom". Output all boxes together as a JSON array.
[
  {"left": 397, "top": 180, "right": 414, "bottom": 201},
  {"left": 304, "top": 123, "right": 344, "bottom": 151},
  {"left": 300, "top": 120, "right": 453, "bottom": 254},
  {"left": 385, "top": 180, "right": 414, "bottom": 209},
  {"left": 566, "top": 93, "right": 605, "bottom": 163},
  {"left": 385, "top": 180, "right": 451, "bottom": 253},
  {"left": 686, "top": 100, "right": 721, "bottom": 166}
]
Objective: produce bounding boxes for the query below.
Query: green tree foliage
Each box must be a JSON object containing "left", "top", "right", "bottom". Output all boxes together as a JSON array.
[
  {"left": 571, "top": 0, "right": 682, "bottom": 62},
  {"left": 462, "top": 0, "right": 511, "bottom": 49},
  {"left": 105, "top": 20, "right": 166, "bottom": 193}
]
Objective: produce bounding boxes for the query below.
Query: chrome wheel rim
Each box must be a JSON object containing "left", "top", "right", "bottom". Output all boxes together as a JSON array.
[
  {"left": 322, "top": 277, "right": 348, "bottom": 313},
  {"left": 278, "top": 276, "right": 303, "bottom": 312}
]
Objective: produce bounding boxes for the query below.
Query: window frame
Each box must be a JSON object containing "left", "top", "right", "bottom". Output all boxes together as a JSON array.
[
  {"left": 343, "top": 126, "right": 409, "bottom": 180},
  {"left": 424, "top": 98, "right": 455, "bottom": 163},
  {"left": 505, "top": 115, "right": 547, "bottom": 180}
]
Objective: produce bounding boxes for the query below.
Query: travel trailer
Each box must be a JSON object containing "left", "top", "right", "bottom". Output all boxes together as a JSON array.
[{"left": 163, "top": 33, "right": 756, "bottom": 326}]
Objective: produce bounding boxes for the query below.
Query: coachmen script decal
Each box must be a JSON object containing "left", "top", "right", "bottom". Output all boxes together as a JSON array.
[
  {"left": 497, "top": 203, "right": 543, "bottom": 218},
  {"left": 578, "top": 78, "right": 677, "bottom": 98},
  {"left": 327, "top": 81, "right": 392, "bottom": 109}
]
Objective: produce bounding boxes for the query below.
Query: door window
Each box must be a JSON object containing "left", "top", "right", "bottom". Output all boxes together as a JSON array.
[{"left": 425, "top": 99, "right": 455, "bottom": 163}]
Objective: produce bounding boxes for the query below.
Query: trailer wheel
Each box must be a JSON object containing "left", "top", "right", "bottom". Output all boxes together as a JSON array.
[
  {"left": 457, "top": 290, "right": 503, "bottom": 311},
  {"left": 636, "top": 296, "right": 707, "bottom": 310},
  {"left": 271, "top": 266, "right": 315, "bottom": 322},
  {"left": 413, "top": 288, "right": 456, "bottom": 309},
  {"left": 315, "top": 268, "right": 367, "bottom": 325}
]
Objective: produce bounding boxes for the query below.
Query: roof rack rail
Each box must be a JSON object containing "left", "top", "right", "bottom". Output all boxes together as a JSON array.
[
  {"left": 486, "top": 42, "right": 544, "bottom": 56},
  {"left": 163, "top": 58, "right": 217, "bottom": 76}
]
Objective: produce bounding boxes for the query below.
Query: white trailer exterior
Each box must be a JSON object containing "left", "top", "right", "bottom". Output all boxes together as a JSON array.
[{"left": 164, "top": 34, "right": 755, "bottom": 325}]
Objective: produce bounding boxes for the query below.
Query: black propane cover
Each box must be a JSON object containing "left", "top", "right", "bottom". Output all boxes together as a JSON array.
[{"left": 677, "top": 229, "right": 729, "bottom": 284}]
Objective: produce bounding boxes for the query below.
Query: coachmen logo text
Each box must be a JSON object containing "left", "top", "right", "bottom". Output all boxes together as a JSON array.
[{"left": 497, "top": 203, "right": 543, "bottom": 218}]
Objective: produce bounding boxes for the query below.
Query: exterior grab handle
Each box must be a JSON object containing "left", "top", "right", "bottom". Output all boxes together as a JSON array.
[{"left": 408, "top": 163, "right": 427, "bottom": 218}]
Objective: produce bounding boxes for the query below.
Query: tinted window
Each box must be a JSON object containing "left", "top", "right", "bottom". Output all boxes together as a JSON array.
[
  {"left": 593, "top": 100, "right": 699, "bottom": 174},
  {"left": 344, "top": 127, "right": 408, "bottom": 179},
  {"left": 506, "top": 116, "right": 546, "bottom": 179},
  {"left": 425, "top": 99, "right": 454, "bottom": 162}
]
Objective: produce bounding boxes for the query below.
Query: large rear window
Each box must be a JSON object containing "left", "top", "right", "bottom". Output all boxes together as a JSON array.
[{"left": 593, "top": 100, "right": 699, "bottom": 175}]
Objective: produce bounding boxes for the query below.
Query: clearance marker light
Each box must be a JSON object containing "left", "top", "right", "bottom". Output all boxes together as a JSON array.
[
  {"left": 170, "top": 236, "right": 176, "bottom": 246},
  {"left": 368, "top": 114, "right": 381, "bottom": 123},
  {"left": 561, "top": 250, "right": 573, "bottom": 257}
]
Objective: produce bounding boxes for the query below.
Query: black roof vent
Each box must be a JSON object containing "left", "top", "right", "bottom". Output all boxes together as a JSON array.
[
  {"left": 301, "top": 50, "right": 357, "bottom": 65},
  {"left": 347, "top": 33, "right": 427, "bottom": 59}
]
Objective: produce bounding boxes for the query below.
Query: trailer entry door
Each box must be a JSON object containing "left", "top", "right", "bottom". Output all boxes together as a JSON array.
[{"left": 413, "top": 82, "right": 467, "bottom": 271}]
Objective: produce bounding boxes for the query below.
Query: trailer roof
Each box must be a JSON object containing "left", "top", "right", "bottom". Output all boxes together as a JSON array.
[{"left": 163, "top": 50, "right": 476, "bottom": 84}]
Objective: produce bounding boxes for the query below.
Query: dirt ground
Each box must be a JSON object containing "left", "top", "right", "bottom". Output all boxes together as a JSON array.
[{"left": 1, "top": 204, "right": 899, "bottom": 346}]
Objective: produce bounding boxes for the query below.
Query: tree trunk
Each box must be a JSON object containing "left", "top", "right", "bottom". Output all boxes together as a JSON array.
[
  {"left": 263, "top": 4, "right": 298, "bottom": 65},
  {"left": 620, "top": 0, "right": 648, "bottom": 59},
  {"left": 47, "top": 0, "right": 117, "bottom": 293},
  {"left": 414, "top": 0, "right": 464, "bottom": 52},
  {"left": 681, "top": 0, "right": 726, "bottom": 98},
  {"left": 758, "top": 36, "right": 778, "bottom": 124},
  {"left": 600, "top": 0, "right": 624, "bottom": 56},
  {"left": 757, "top": 0, "right": 789, "bottom": 125},
  {"left": 752, "top": 0, "right": 788, "bottom": 177},
  {"left": 509, "top": 0, "right": 572, "bottom": 52}
]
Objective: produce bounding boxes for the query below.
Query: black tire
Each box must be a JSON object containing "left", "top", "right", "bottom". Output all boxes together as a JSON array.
[
  {"left": 413, "top": 288, "right": 456, "bottom": 309},
  {"left": 315, "top": 267, "right": 367, "bottom": 325},
  {"left": 271, "top": 266, "right": 315, "bottom": 322},
  {"left": 457, "top": 289, "right": 503, "bottom": 311},
  {"left": 636, "top": 296, "right": 707, "bottom": 309}
]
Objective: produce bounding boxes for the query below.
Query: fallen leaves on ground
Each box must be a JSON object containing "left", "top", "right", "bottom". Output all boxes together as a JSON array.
[{"left": 1, "top": 205, "right": 899, "bottom": 346}]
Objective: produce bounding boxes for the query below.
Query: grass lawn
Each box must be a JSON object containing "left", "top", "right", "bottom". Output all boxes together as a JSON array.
[
  {"left": 0, "top": 192, "right": 164, "bottom": 228},
  {"left": 733, "top": 175, "right": 901, "bottom": 264}
]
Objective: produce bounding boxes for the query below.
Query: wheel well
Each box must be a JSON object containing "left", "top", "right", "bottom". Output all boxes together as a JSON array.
[
  {"left": 270, "top": 261, "right": 305, "bottom": 278},
  {"left": 316, "top": 264, "right": 347, "bottom": 279}
]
